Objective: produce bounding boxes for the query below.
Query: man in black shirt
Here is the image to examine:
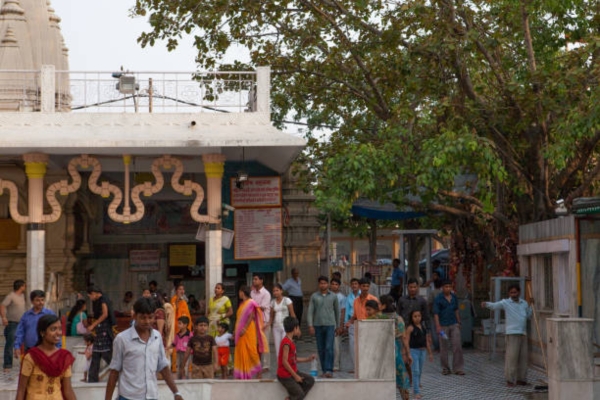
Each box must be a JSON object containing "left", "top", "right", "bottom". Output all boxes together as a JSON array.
[{"left": 396, "top": 277, "right": 431, "bottom": 331}]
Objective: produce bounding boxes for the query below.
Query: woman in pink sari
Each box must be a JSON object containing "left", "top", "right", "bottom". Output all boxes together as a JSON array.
[{"left": 234, "top": 285, "right": 268, "bottom": 379}]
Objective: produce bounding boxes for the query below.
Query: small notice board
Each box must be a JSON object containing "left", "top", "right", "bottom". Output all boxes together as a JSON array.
[
  {"left": 129, "top": 250, "right": 160, "bottom": 272},
  {"left": 230, "top": 176, "right": 281, "bottom": 208},
  {"left": 234, "top": 208, "right": 282, "bottom": 259}
]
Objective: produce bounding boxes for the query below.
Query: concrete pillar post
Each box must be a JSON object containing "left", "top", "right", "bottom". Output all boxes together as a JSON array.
[
  {"left": 547, "top": 318, "right": 593, "bottom": 399},
  {"left": 23, "top": 153, "right": 49, "bottom": 292},
  {"left": 202, "top": 154, "right": 226, "bottom": 305},
  {"left": 355, "top": 319, "right": 395, "bottom": 381}
]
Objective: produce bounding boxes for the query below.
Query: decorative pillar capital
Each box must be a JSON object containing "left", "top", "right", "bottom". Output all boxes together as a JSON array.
[
  {"left": 203, "top": 154, "right": 226, "bottom": 179},
  {"left": 23, "top": 153, "right": 49, "bottom": 179}
]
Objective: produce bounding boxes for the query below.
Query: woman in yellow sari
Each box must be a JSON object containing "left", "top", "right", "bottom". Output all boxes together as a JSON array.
[
  {"left": 208, "top": 283, "right": 233, "bottom": 337},
  {"left": 234, "top": 285, "right": 268, "bottom": 379}
]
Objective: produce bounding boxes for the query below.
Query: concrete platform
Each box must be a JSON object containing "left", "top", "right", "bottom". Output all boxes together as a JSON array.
[{"left": 0, "top": 336, "right": 550, "bottom": 399}]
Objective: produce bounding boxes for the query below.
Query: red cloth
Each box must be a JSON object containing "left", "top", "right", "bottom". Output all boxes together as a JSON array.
[
  {"left": 217, "top": 346, "right": 230, "bottom": 367},
  {"left": 26, "top": 347, "right": 75, "bottom": 378},
  {"left": 277, "top": 336, "right": 297, "bottom": 378}
]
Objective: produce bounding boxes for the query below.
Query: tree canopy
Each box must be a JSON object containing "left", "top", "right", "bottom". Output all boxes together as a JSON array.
[{"left": 131, "top": 0, "right": 600, "bottom": 239}]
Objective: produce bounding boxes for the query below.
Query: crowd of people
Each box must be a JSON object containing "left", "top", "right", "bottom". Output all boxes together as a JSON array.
[{"left": 0, "top": 267, "right": 532, "bottom": 400}]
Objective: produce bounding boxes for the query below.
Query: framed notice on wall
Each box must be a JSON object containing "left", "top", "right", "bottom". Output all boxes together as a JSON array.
[
  {"left": 234, "top": 208, "right": 282, "bottom": 259},
  {"left": 168, "top": 243, "right": 206, "bottom": 279},
  {"left": 129, "top": 249, "right": 161, "bottom": 271},
  {"left": 230, "top": 176, "right": 281, "bottom": 208}
]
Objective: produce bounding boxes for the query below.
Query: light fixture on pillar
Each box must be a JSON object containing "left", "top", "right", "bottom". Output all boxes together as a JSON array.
[
  {"left": 236, "top": 147, "right": 248, "bottom": 189},
  {"left": 222, "top": 203, "right": 235, "bottom": 218},
  {"left": 555, "top": 199, "right": 568, "bottom": 217}
]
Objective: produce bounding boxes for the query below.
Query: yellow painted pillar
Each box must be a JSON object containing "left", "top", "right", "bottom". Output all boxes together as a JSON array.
[
  {"left": 202, "top": 154, "right": 226, "bottom": 306},
  {"left": 23, "top": 153, "right": 49, "bottom": 292}
]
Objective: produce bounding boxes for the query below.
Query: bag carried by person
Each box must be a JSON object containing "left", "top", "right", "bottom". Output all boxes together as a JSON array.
[{"left": 76, "top": 312, "right": 87, "bottom": 335}]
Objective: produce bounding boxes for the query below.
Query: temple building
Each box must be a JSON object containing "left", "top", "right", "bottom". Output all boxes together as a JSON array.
[{"left": 0, "top": 0, "right": 321, "bottom": 309}]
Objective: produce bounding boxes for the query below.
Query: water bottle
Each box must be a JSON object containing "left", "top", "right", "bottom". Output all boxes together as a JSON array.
[
  {"left": 310, "top": 358, "right": 318, "bottom": 377},
  {"left": 440, "top": 329, "right": 448, "bottom": 340}
]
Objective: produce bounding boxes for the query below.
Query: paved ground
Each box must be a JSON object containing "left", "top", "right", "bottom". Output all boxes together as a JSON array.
[
  {"left": 0, "top": 335, "right": 549, "bottom": 400},
  {"left": 288, "top": 333, "right": 549, "bottom": 400}
]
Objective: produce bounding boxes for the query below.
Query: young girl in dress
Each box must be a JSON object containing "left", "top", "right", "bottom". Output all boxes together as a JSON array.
[
  {"left": 406, "top": 310, "right": 433, "bottom": 399},
  {"left": 269, "top": 283, "right": 296, "bottom": 361},
  {"left": 79, "top": 334, "right": 94, "bottom": 382},
  {"left": 215, "top": 322, "right": 233, "bottom": 379},
  {"left": 16, "top": 314, "right": 77, "bottom": 400}
]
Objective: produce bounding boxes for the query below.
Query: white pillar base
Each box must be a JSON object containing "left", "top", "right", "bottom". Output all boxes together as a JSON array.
[
  {"left": 27, "top": 227, "right": 45, "bottom": 292},
  {"left": 205, "top": 228, "right": 223, "bottom": 302}
]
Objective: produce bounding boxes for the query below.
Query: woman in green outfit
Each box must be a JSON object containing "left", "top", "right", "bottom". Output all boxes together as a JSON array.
[{"left": 366, "top": 296, "right": 411, "bottom": 400}]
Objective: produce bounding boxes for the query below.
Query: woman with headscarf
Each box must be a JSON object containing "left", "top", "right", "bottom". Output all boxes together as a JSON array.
[
  {"left": 16, "top": 314, "right": 77, "bottom": 400},
  {"left": 208, "top": 283, "right": 233, "bottom": 337},
  {"left": 233, "top": 285, "right": 268, "bottom": 380}
]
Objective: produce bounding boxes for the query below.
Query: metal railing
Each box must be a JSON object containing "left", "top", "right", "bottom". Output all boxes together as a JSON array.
[{"left": 0, "top": 68, "right": 261, "bottom": 113}]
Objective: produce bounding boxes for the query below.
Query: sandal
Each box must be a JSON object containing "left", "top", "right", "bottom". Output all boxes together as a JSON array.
[
  {"left": 455, "top": 370, "right": 465, "bottom": 375},
  {"left": 442, "top": 369, "right": 451, "bottom": 375}
]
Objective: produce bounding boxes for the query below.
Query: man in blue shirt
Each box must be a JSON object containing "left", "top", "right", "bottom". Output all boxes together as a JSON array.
[
  {"left": 343, "top": 278, "right": 360, "bottom": 373},
  {"left": 482, "top": 283, "right": 532, "bottom": 386},
  {"left": 389, "top": 258, "right": 405, "bottom": 302},
  {"left": 106, "top": 297, "right": 183, "bottom": 400},
  {"left": 433, "top": 280, "right": 464, "bottom": 375},
  {"left": 14, "top": 290, "right": 57, "bottom": 356}
]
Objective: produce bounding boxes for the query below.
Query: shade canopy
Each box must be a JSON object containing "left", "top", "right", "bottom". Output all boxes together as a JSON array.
[{"left": 351, "top": 198, "right": 426, "bottom": 221}]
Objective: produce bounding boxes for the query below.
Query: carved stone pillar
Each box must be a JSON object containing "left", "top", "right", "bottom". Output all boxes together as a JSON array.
[
  {"left": 281, "top": 167, "right": 321, "bottom": 294},
  {"left": 202, "top": 154, "right": 226, "bottom": 305},
  {"left": 23, "top": 152, "right": 48, "bottom": 292}
]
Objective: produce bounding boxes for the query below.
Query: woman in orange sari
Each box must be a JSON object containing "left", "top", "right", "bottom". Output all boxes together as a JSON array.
[
  {"left": 234, "top": 285, "right": 268, "bottom": 380},
  {"left": 170, "top": 283, "right": 192, "bottom": 371}
]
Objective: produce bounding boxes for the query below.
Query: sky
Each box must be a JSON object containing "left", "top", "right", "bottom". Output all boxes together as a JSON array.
[{"left": 51, "top": 0, "right": 216, "bottom": 72}]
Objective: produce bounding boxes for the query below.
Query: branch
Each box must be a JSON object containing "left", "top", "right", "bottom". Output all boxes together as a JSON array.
[
  {"left": 300, "top": 0, "right": 392, "bottom": 120},
  {"left": 555, "top": 130, "right": 600, "bottom": 189},
  {"left": 565, "top": 159, "right": 600, "bottom": 205}
]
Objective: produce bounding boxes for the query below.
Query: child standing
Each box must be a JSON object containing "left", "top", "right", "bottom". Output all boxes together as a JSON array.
[
  {"left": 184, "top": 316, "right": 218, "bottom": 379},
  {"left": 171, "top": 316, "right": 193, "bottom": 379},
  {"left": 78, "top": 333, "right": 94, "bottom": 382},
  {"left": 277, "top": 316, "right": 316, "bottom": 400},
  {"left": 215, "top": 322, "right": 233, "bottom": 379},
  {"left": 406, "top": 310, "right": 433, "bottom": 399}
]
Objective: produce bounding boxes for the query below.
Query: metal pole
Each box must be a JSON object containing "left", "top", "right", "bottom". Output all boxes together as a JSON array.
[
  {"left": 324, "top": 213, "right": 331, "bottom": 277},
  {"left": 149, "top": 78, "right": 153, "bottom": 113}
]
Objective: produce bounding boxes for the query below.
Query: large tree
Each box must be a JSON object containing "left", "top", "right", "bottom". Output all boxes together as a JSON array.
[{"left": 131, "top": 1, "right": 600, "bottom": 266}]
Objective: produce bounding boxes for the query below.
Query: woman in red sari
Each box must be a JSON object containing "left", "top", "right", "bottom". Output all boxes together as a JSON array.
[{"left": 16, "top": 314, "right": 76, "bottom": 400}]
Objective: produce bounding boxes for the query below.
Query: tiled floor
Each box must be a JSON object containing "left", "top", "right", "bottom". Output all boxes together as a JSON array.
[
  {"left": 0, "top": 337, "right": 549, "bottom": 400},
  {"left": 289, "top": 332, "right": 549, "bottom": 400}
]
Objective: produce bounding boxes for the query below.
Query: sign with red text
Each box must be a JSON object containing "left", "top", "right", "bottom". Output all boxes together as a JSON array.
[
  {"left": 234, "top": 208, "right": 282, "bottom": 259},
  {"left": 230, "top": 176, "right": 281, "bottom": 207},
  {"left": 129, "top": 249, "right": 161, "bottom": 271}
]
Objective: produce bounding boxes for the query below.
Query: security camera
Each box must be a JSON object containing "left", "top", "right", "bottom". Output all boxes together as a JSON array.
[{"left": 222, "top": 203, "right": 235, "bottom": 212}]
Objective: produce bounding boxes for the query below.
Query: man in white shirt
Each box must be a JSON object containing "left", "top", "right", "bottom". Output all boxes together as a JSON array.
[
  {"left": 0, "top": 279, "right": 26, "bottom": 372},
  {"left": 282, "top": 268, "right": 303, "bottom": 324},
  {"left": 251, "top": 273, "right": 272, "bottom": 372},
  {"left": 482, "top": 284, "right": 532, "bottom": 387},
  {"left": 106, "top": 297, "right": 183, "bottom": 400}
]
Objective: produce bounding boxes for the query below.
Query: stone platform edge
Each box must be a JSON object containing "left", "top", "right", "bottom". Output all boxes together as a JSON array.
[{"left": 0, "top": 378, "right": 395, "bottom": 400}]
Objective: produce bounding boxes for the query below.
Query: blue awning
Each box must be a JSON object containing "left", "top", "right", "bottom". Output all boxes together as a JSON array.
[{"left": 351, "top": 198, "right": 426, "bottom": 221}]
